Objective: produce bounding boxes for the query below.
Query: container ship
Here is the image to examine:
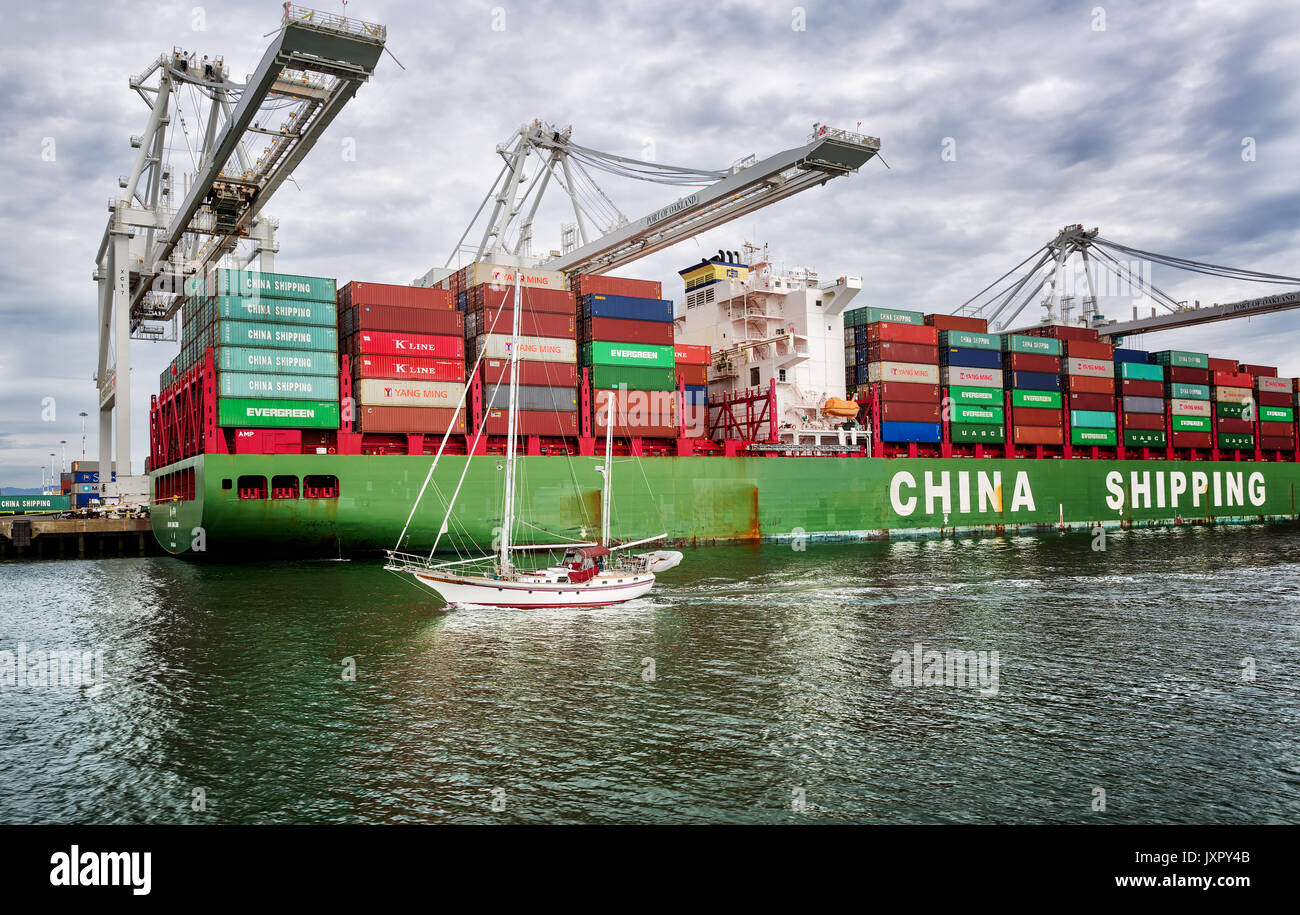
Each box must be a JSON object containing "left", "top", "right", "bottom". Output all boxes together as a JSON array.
[{"left": 148, "top": 259, "right": 1300, "bottom": 557}]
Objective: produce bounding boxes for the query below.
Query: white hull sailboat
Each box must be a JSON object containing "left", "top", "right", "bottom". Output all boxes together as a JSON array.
[{"left": 384, "top": 265, "right": 681, "bottom": 609}]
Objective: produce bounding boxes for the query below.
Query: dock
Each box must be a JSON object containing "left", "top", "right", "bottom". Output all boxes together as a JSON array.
[{"left": 0, "top": 517, "right": 158, "bottom": 560}]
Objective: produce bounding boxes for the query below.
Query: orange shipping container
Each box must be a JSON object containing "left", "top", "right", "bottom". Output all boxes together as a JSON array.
[
  {"left": 925, "top": 313, "right": 988, "bottom": 332},
  {"left": 357, "top": 406, "right": 465, "bottom": 434},
  {"left": 677, "top": 364, "right": 708, "bottom": 386},
  {"left": 673, "top": 343, "right": 711, "bottom": 365},
  {"left": 1012, "top": 425, "right": 1064, "bottom": 445},
  {"left": 865, "top": 322, "right": 939, "bottom": 345}
]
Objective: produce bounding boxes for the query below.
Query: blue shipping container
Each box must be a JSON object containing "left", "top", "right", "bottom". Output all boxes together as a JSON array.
[
  {"left": 684, "top": 385, "right": 708, "bottom": 406},
  {"left": 74, "top": 493, "right": 99, "bottom": 507},
  {"left": 881, "top": 421, "right": 943, "bottom": 444},
  {"left": 941, "top": 347, "right": 1003, "bottom": 369},
  {"left": 1005, "top": 370, "right": 1063, "bottom": 392},
  {"left": 72, "top": 471, "right": 116, "bottom": 483},
  {"left": 580, "top": 294, "right": 674, "bottom": 323},
  {"left": 1112, "top": 348, "right": 1149, "bottom": 364}
]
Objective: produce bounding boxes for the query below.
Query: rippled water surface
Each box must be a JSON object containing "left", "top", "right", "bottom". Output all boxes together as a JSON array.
[{"left": 1, "top": 524, "right": 1298, "bottom": 824}]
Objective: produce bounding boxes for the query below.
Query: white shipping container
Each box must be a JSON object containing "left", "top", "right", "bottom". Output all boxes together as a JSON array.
[
  {"left": 471, "top": 263, "right": 568, "bottom": 291},
  {"left": 867, "top": 361, "right": 941, "bottom": 385},
  {"left": 1168, "top": 398, "right": 1211, "bottom": 417},
  {"left": 940, "top": 365, "right": 1002, "bottom": 388},
  {"left": 356, "top": 378, "right": 466, "bottom": 408},
  {"left": 475, "top": 334, "right": 577, "bottom": 364},
  {"left": 1066, "top": 357, "right": 1114, "bottom": 378},
  {"left": 1257, "top": 376, "right": 1292, "bottom": 394},
  {"left": 1214, "top": 386, "right": 1253, "bottom": 404}
]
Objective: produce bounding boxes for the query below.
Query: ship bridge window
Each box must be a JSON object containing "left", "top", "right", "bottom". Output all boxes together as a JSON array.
[
  {"left": 221, "top": 478, "right": 232, "bottom": 490},
  {"left": 750, "top": 368, "right": 760, "bottom": 387},
  {"left": 237, "top": 475, "right": 267, "bottom": 500},
  {"left": 778, "top": 369, "right": 787, "bottom": 382},
  {"left": 304, "top": 475, "right": 339, "bottom": 499},
  {"left": 271, "top": 475, "right": 299, "bottom": 500}
]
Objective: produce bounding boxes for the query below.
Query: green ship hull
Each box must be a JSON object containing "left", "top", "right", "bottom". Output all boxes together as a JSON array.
[{"left": 151, "top": 454, "right": 1300, "bottom": 556}]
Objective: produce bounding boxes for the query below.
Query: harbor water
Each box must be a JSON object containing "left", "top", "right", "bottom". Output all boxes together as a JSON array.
[{"left": 1, "top": 524, "right": 1297, "bottom": 824}]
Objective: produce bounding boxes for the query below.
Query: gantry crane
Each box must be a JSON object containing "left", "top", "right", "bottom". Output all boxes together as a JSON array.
[{"left": 93, "top": 4, "right": 386, "bottom": 487}]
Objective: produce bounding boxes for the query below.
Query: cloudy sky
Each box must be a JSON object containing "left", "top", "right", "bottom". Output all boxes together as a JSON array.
[{"left": 2, "top": 0, "right": 1298, "bottom": 487}]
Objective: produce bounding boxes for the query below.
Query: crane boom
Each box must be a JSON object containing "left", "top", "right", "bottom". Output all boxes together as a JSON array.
[{"left": 1093, "top": 290, "right": 1300, "bottom": 340}]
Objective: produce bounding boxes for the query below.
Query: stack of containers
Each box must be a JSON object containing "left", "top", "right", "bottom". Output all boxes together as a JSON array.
[
  {"left": 1152, "top": 351, "right": 1213, "bottom": 449},
  {"left": 937, "top": 325, "right": 1006, "bottom": 445},
  {"left": 337, "top": 282, "right": 466, "bottom": 435},
  {"left": 577, "top": 285, "right": 677, "bottom": 438},
  {"left": 851, "top": 308, "right": 941, "bottom": 444},
  {"left": 468, "top": 280, "right": 580, "bottom": 438},
  {"left": 1061, "top": 336, "right": 1117, "bottom": 447},
  {"left": 1249, "top": 367, "right": 1296, "bottom": 452},
  {"left": 1210, "top": 358, "right": 1257, "bottom": 453},
  {"left": 1113, "top": 347, "right": 1166, "bottom": 449},
  {"left": 1001, "top": 334, "right": 1063, "bottom": 446},
  {"left": 675, "top": 342, "right": 711, "bottom": 438},
  {"left": 178, "top": 268, "right": 341, "bottom": 431}
]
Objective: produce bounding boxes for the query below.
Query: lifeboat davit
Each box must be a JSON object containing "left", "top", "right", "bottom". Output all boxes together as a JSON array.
[{"left": 821, "top": 397, "right": 860, "bottom": 419}]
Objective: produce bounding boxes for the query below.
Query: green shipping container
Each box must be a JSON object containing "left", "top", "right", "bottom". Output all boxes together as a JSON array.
[
  {"left": 211, "top": 296, "right": 337, "bottom": 327},
  {"left": 1218, "top": 433, "right": 1255, "bottom": 450},
  {"left": 1261, "top": 406, "right": 1295, "bottom": 423},
  {"left": 1124, "top": 429, "right": 1167, "bottom": 448},
  {"left": 1152, "top": 350, "right": 1210, "bottom": 369},
  {"left": 1216, "top": 401, "right": 1249, "bottom": 419},
  {"left": 1002, "top": 334, "right": 1062, "bottom": 356},
  {"left": 582, "top": 341, "right": 675, "bottom": 368},
  {"left": 848, "top": 306, "right": 925, "bottom": 326},
  {"left": 217, "top": 347, "right": 339, "bottom": 376},
  {"left": 1011, "top": 389, "right": 1062, "bottom": 409},
  {"left": 951, "top": 404, "right": 1004, "bottom": 425},
  {"left": 1119, "top": 362, "right": 1164, "bottom": 381},
  {"left": 1167, "top": 382, "right": 1210, "bottom": 401},
  {"left": 1172, "top": 416, "right": 1211, "bottom": 432},
  {"left": 949, "top": 423, "right": 1006, "bottom": 443},
  {"left": 218, "top": 372, "right": 340, "bottom": 400},
  {"left": 939, "top": 330, "right": 1002, "bottom": 351},
  {"left": 1070, "top": 410, "right": 1116, "bottom": 429},
  {"left": 218, "top": 321, "right": 338, "bottom": 351},
  {"left": 0, "top": 494, "right": 71, "bottom": 513},
  {"left": 948, "top": 385, "right": 1000, "bottom": 405},
  {"left": 1071, "top": 427, "right": 1117, "bottom": 446},
  {"left": 590, "top": 365, "right": 677, "bottom": 391},
  {"left": 217, "top": 398, "right": 340, "bottom": 429},
  {"left": 189, "top": 268, "right": 337, "bottom": 303}
]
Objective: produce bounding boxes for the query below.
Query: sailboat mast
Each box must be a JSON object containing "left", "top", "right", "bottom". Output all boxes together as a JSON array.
[
  {"left": 499, "top": 268, "right": 524, "bottom": 574},
  {"left": 601, "top": 389, "right": 615, "bottom": 546}
]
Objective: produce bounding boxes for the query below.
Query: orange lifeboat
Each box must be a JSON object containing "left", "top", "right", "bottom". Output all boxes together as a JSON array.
[{"left": 821, "top": 397, "right": 860, "bottom": 419}]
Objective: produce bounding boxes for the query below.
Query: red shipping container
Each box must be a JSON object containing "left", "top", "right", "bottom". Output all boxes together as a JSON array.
[
  {"left": 478, "top": 359, "right": 579, "bottom": 388},
  {"left": 1123, "top": 413, "right": 1164, "bottom": 430},
  {"left": 1006, "top": 352, "right": 1061, "bottom": 373},
  {"left": 865, "top": 341, "right": 940, "bottom": 364},
  {"left": 1067, "top": 392, "right": 1116, "bottom": 411},
  {"left": 864, "top": 322, "right": 939, "bottom": 345},
  {"left": 1168, "top": 366, "right": 1212, "bottom": 384},
  {"left": 1213, "top": 370, "right": 1253, "bottom": 388},
  {"left": 880, "top": 401, "right": 941, "bottom": 423},
  {"left": 484, "top": 409, "right": 579, "bottom": 437},
  {"left": 1119, "top": 378, "right": 1163, "bottom": 397},
  {"left": 1207, "top": 357, "right": 1238, "bottom": 373},
  {"left": 1029, "top": 325, "right": 1099, "bottom": 343},
  {"left": 1258, "top": 391, "right": 1292, "bottom": 407},
  {"left": 574, "top": 274, "right": 662, "bottom": 300},
  {"left": 925, "top": 314, "right": 988, "bottom": 332},
  {"left": 339, "top": 282, "right": 455, "bottom": 310},
  {"left": 1063, "top": 340, "right": 1115, "bottom": 360},
  {"left": 357, "top": 406, "right": 466, "bottom": 434},
  {"left": 1217, "top": 417, "right": 1255, "bottom": 434},
  {"left": 677, "top": 364, "right": 708, "bottom": 386},
  {"left": 879, "top": 381, "right": 941, "bottom": 403},
  {"left": 466, "top": 286, "right": 576, "bottom": 315},
  {"left": 350, "top": 331, "right": 464, "bottom": 359},
  {"left": 674, "top": 343, "right": 711, "bottom": 365},
  {"left": 1012, "top": 425, "right": 1064, "bottom": 444},
  {"left": 1062, "top": 375, "right": 1113, "bottom": 394},
  {"left": 354, "top": 354, "right": 464, "bottom": 381},
  {"left": 343, "top": 304, "right": 463, "bottom": 336},
  {"left": 1171, "top": 430, "right": 1212, "bottom": 448},
  {"left": 1239, "top": 364, "right": 1277, "bottom": 377},
  {"left": 580, "top": 316, "right": 673, "bottom": 345},
  {"left": 1261, "top": 436, "right": 1296, "bottom": 451},
  {"left": 473, "top": 308, "right": 576, "bottom": 339},
  {"left": 681, "top": 405, "right": 707, "bottom": 438},
  {"left": 1014, "top": 407, "right": 1063, "bottom": 427}
]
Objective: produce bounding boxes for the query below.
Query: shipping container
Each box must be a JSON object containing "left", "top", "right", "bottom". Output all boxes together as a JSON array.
[
  {"left": 1217, "top": 417, "right": 1254, "bottom": 434},
  {"left": 1005, "top": 352, "right": 1061, "bottom": 373},
  {"left": 579, "top": 316, "right": 672, "bottom": 345},
  {"left": 1218, "top": 433, "right": 1255, "bottom": 450},
  {"left": 1207, "top": 357, "right": 1239, "bottom": 373},
  {"left": 1014, "top": 407, "right": 1064, "bottom": 427},
  {"left": 1012, "top": 425, "right": 1064, "bottom": 445},
  {"left": 1123, "top": 413, "right": 1166, "bottom": 431},
  {"left": 573, "top": 274, "right": 662, "bottom": 300},
  {"left": 473, "top": 334, "right": 573, "bottom": 364},
  {"left": 1261, "top": 406, "right": 1295, "bottom": 423},
  {"left": 941, "top": 346, "right": 1003, "bottom": 369},
  {"left": 864, "top": 322, "right": 939, "bottom": 346},
  {"left": 1071, "top": 427, "right": 1117, "bottom": 446},
  {"left": 351, "top": 330, "right": 464, "bottom": 360},
  {"left": 468, "top": 308, "right": 575, "bottom": 339},
  {"left": 1214, "top": 401, "right": 1250, "bottom": 419},
  {"left": 1002, "top": 334, "right": 1062, "bottom": 356},
  {"left": 1068, "top": 392, "right": 1117, "bottom": 411},
  {"left": 1171, "top": 416, "right": 1212, "bottom": 432},
  {"left": 1260, "top": 436, "right": 1296, "bottom": 451},
  {"left": 1124, "top": 429, "right": 1166, "bottom": 447},
  {"left": 219, "top": 372, "right": 339, "bottom": 400},
  {"left": 1259, "top": 390, "right": 1292, "bottom": 407},
  {"left": 0, "top": 495, "right": 72, "bottom": 513},
  {"left": 1010, "top": 389, "right": 1062, "bottom": 409},
  {"left": 217, "top": 347, "right": 339, "bottom": 376},
  {"left": 880, "top": 401, "right": 942, "bottom": 423},
  {"left": 217, "top": 398, "right": 339, "bottom": 429},
  {"left": 1170, "top": 430, "right": 1212, "bottom": 448},
  {"left": 949, "top": 385, "right": 1002, "bottom": 405},
  {"left": 1213, "top": 370, "right": 1254, "bottom": 388},
  {"left": 579, "top": 294, "right": 673, "bottom": 323},
  {"left": 1061, "top": 374, "right": 1114, "bottom": 394},
  {"left": 1026, "top": 324, "right": 1100, "bottom": 343},
  {"left": 589, "top": 365, "right": 676, "bottom": 391},
  {"left": 1118, "top": 378, "right": 1164, "bottom": 397},
  {"left": 188, "top": 268, "right": 336, "bottom": 303},
  {"left": 872, "top": 362, "right": 943, "bottom": 385},
  {"left": 1065, "top": 357, "right": 1114, "bottom": 378},
  {"left": 356, "top": 379, "right": 466, "bottom": 409},
  {"left": 1166, "top": 382, "right": 1210, "bottom": 401},
  {"left": 1063, "top": 340, "right": 1115, "bottom": 361},
  {"left": 357, "top": 406, "right": 466, "bottom": 435},
  {"left": 849, "top": 306, "right": 925, "bottom": 326},
  {"left": 1111, "top": 348, "right": 1150, "bottom": 364},
  {"left": 484, "top": 409, "right": 579, "bottom": 437},
  {"left": 1121, "top": 395, "right": 1165, "bottom": 414},
  {"left": 879, "top": 381, "right": 941, "bottom": 403},
  {"left": 593, "top": 389, "right": 678, "bottom": 431},
  {"left": 1212, "top": 386, "right": 1253, "bottom": 404},
  {"left": 1070, "top": 410, "right": 1116, "bottom": 429},
  {"left": 478, "top": 358, "right": 578, "bottom": 388},
  {"left": 466, "top": 262, "right": 568, "bottom": 292},
  {"left": 1257, "top": 375, "right": 1292, "bottom": 394},
  {"left": 211, "top": 296, "right": 337, "bottom": 326},
  {"left": 484, "top": 384, "right": 579, "bottom": 413},
  {"left": 219, "top": 321, "right": 338, "bottom": 351},
  {"left": 1239, "top": 363, "right": 1278, "bottom": 377},
  {"left": 354, "top": 355, "right": 464, "bottom": 382},
  {"left": 863, "top": 341, "right": 940, "bottom": 365},
  {"left": 925, "top": 313, "right": 988, "bottom": 333},
  {"left": 939, "top": 330, "right": 1002, "bottom": 351},
  {"left": 1151, "top": 350, "right": 1210, "bottom": 369},
  {"left": 950, "top": 404, "right": 1004, "bottom": 425},
  {"left": 949, "top": 423, "right": 1005, "bottom": 443},
  {"left": 674, "top": 343, "right": 711, "bottom": 365},
  {"left": 1118, "top": 362, "right": 1164, "bottom": 382},
  {"left": 341, "top": 305, "right": 464, "bottom": 337},
  {"left": 1168, "top": 366, "right": 1213, "bottom": 385},
  {"left": 1004, "top": 370, "right": 1061, "bottom": 392},
  {"left": 880, "top": 421, "right": 942, "bottom": 444},
  {"left": 581, "top": 341, "right": 675, "bottom": 369},
  {"left": 683, "top": 384, "right": 708, "bottom": 406},
  {"left": 466, "top": 285, "right": 577, "bottom": 315},
  {"left": 677, "top": 364, "right": 708, "bottom": 386},
  {"left": 338, "top": 281, "right": 455, "bottom": 311}
]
